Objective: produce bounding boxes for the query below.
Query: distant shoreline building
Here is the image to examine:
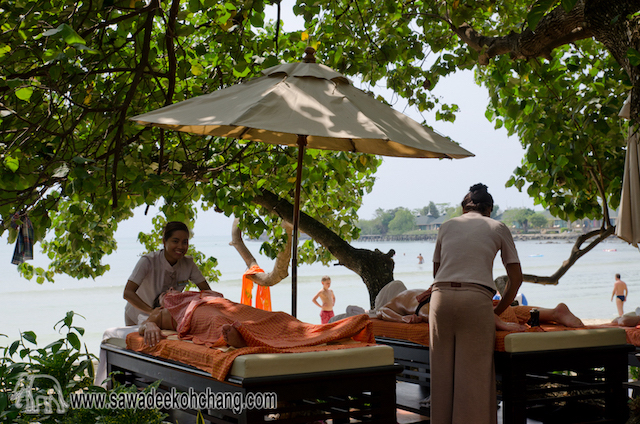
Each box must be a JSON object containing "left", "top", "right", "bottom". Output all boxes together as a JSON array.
[{"left": 415, "top": 213, "right": 447, "bottom": 231}]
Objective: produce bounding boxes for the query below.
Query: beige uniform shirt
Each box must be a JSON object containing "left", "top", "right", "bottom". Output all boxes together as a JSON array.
[
  {"left": 432, "top": 211, "right": 520, "bottom": 291},
  {"left": 124, "top": 250, "right": 205, "bottom": 324}
]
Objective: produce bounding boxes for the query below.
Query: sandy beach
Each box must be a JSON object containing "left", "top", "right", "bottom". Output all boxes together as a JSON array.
[{"left": 583, "top": 318, "right": 615, "bottom": 326}]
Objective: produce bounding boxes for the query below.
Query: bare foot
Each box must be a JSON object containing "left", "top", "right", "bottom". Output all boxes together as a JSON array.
[
  {"left": 552, "top": 303, "right": 584, "bottom": 328},
  {"left": 221, "top": 323, "right": 248, "bottom": 348}
]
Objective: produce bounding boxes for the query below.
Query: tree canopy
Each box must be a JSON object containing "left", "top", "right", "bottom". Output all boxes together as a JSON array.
[
  {"left": 301, "top": 0, "right": 637, "bottom": 224},
  {"left": 501, "top": 208, "right": 548, "bottom": 232},
  {"left": 0, "top": 0, "right": 380, "bottom": 283},
  {"left": 2, "top": 0, "right": 638, "bottom": 296},
  {"left": 298, "top": 0, "right": 638, "bottom": 285}
]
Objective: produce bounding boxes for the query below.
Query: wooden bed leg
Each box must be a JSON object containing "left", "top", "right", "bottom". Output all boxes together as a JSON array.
[
  {"left": 500, "top": 357, "right": 527, "bottom": 424},
  {"left": 604, "top": 350, "right": 630, "bottom": 423},
  {"left": 373, "top": 372, "right": 398, "bottom": 423}
]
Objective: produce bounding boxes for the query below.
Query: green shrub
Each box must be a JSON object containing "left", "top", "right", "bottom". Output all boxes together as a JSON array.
[{"left": 0, "top": 312, "right": 167, "bottom": 424}]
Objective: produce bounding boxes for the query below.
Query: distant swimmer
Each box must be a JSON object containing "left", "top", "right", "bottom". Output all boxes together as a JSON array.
[
  {"left": 611, "top": 273, "right": 628, "bottom": 317},
  {"left": 417, "top": 253, "right": 424, "bottom": 264}
]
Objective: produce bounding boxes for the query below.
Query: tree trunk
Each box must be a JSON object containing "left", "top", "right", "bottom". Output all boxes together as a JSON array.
[
  {"left": 229, "top": 217, "right": 293, "bottom": 287},
  {"left": 252, "top": 189, "right": 396, "bottom": 308},
  {"left": 583, "top": 0, "right": 640, "bottom": 129},
  {"left": 458, "top": 1, "right": 640, "bottom": 131}
]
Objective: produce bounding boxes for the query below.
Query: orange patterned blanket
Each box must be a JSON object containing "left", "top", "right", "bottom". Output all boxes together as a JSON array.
[
  {"left": 126, "top": 291, "right": 375, "bottom": 380},
  {"left": 162, "top": 291, "right": 373, "bottom": 348},
  {"left": 371, "top": 305, "right": 597, "bottom": 352}
]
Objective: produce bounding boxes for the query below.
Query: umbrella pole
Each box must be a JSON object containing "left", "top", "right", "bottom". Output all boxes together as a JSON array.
[{"left": 291, "top": 135, "right": 307, "bottom": 317}]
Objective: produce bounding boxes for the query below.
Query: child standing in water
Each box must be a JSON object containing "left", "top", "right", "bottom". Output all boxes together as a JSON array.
[{"left": 312, "top": 276, "right": 336, "bottom": 324}]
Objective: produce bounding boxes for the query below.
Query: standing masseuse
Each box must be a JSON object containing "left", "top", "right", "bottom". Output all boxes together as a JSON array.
[
  {"left": 429, "top": 183, "right": 523, "bottom": 424},
  {"left": 123, "top": 221, "right": 211, "bottom": 326}
]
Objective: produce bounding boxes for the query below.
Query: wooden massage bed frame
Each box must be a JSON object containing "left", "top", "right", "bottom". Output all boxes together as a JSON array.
[
  {"left": 102, "top": 336, "right": 402, "bottom": 424},
  {"left": 373, "top": 320, "right": 633, "bottom": 424}
]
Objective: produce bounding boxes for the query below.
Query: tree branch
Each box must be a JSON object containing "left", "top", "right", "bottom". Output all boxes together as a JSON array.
[
  {"left": 229, "top": 217, "right": 292, "bottom": 287},
  {"left": 495, "top": 226, "right": 616, "bottom": 292},
  {"left": 252, "top": 189, "right": 396, "bottom": 307},
  {"left": 453, "top": 1, "right": 592, "bottom": 65}
]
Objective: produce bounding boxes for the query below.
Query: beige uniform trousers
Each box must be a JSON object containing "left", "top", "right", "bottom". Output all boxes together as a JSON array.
[{"left": 429, "top": 283, "right": 497, "bottom": 424}]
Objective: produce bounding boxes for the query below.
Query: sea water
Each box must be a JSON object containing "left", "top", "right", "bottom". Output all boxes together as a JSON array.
[{"left": 0, "top": 235, "right": 638, "bottom": 356}]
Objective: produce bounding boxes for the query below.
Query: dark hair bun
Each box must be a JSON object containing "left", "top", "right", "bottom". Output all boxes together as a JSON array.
[
  {"left": 461, "top": 183, "right": 493, "bottom": 213},
  {"left": 469, "top": 183, "right": 488, "bottom": 193}
]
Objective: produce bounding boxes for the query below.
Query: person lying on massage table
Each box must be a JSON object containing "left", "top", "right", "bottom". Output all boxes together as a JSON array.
[
  {"left": 611, "top": 308, "right": 640, "bottom": 327},
  {"left": 377, "top": 288, "right": 584, "bottom": 330},
  {"left": 138, "top": 288, "right": 372, "bottom": 348}
]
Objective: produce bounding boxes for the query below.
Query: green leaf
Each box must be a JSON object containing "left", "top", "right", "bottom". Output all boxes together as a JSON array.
[
  {"left": 15, "top": 87, "right": 33, "bottom": 101},
  {"left": 0, "top": 392, "right": 7, "bottom": 413},
  {"left": 22, "top": 331, "right": 37, "bottom": 344},
  {"left": 627, "top": 48, "right": 640, "bottom": 66},
  {"left": 0, "top": 43, "right": 10, "bottom": 58},
  {"left": 73, "top": 44, "right": 99, "bottom": 54},
  {"left": 526, "top": 0, "right": 555, "bottom": 30},
  {"left": 3, "top": 156, "right": 19, "bottom": 172},
  {"left": 560, "top": 0, "right": 578, "bottom": 12},
  {"left": 188, "top": 0, "right": 200, "bottom": 13},
  {"left": 43, "top": 23, "right": 86, "bottom": 45},
  {"left": 67, "top": 332, "right": 81, "bottom": 350},
  {"left": 232, "top": 63, "right": 251, "bottom": 78},
  {"left": 9, "top": 340, "right": 20, "bottom": 356},
  {"left": 64, "top": 311, "right": 74, "bottom": 327}
]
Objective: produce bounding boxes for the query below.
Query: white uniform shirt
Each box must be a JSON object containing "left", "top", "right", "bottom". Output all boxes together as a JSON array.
[
  {"left": 124, "top": 250, "right": 205, "bottom": 325},
  {"left": 432, "top": 211, "right": 520, "bottom": 291}
]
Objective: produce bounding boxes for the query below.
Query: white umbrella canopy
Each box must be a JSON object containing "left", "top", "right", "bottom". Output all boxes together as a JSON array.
[
  {"left": 132, "top": 59, "right": 472, "bottom": 159},
  {"left": 131, "top": 48, "right": 474, "bottom": 316},
  {"left": 617, "top": 95, "right": 640, "bottom": 248}
]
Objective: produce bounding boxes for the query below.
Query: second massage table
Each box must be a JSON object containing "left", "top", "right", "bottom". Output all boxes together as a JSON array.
[
  {"left": 373, "top": 319, "right": 632, "bottom": 424},
  {"left": 102, "top": 335, "right": 401, "bottom": 424}
]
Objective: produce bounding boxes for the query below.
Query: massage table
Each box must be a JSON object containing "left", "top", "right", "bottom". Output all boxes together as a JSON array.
[
  {"left": 372, "top": 319, "right": 632, "bottom": 424},
  {"left": 611, "top": 326, "right": 640, "bottom": 367},
  {"left": 102, "top": 335, "right": 401, "bottom": 423}
]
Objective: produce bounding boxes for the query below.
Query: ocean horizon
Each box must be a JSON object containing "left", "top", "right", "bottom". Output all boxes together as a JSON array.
[{"left": 1, "top": 233, "right": 638, "bottom": 356}]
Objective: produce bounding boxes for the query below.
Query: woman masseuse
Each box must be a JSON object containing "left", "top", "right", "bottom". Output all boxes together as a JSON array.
[
  {"left": 430, "top": 183, "right": 523, "bottom": 424},
  {"left": 123, "top": 221, "right": 211, "bottom": 326}
]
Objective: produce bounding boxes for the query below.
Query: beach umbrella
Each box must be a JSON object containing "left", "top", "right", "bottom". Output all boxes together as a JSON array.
[
  {"left": 131, "top": 48, "right": 474, "bottom": 316},
  {"left": 616, "top": 95, "right": 640, "bottom": 248}
]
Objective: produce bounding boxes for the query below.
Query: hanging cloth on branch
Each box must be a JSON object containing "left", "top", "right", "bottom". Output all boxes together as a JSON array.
[
  {"left": 240, "top": 265, "right": 272, "bottom": 311},
  {"left": 11, "top": 214, "right": 34, "bottom": 265}
]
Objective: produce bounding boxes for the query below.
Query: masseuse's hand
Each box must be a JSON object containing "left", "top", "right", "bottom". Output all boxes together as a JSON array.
[
  {"left": 402, "top": 314, "right": 425, "bottom": 324},
  {"left": 142, "top": 322, "right": 164, "bottom": 347},
  {"left": 202, "top": 290, "right": 223, "bottom": 298}
]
